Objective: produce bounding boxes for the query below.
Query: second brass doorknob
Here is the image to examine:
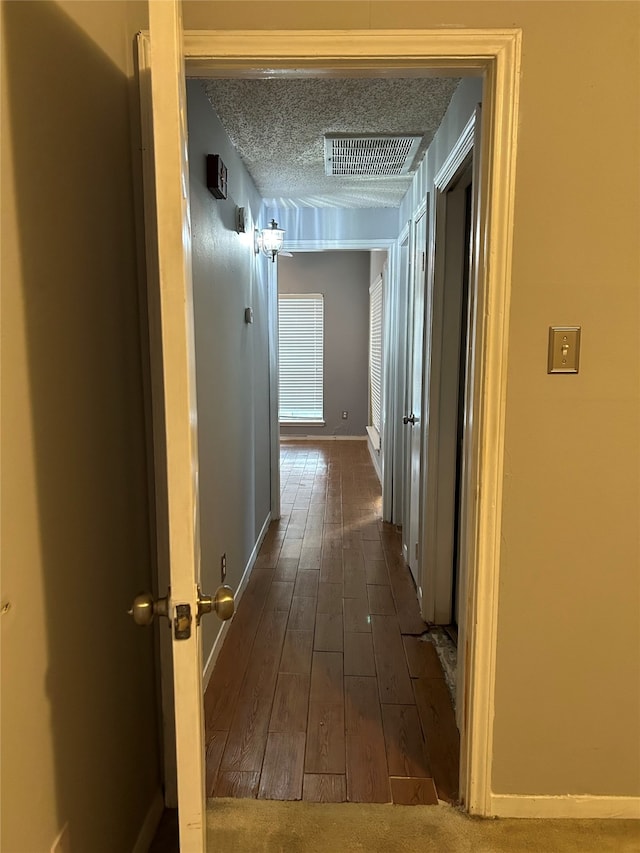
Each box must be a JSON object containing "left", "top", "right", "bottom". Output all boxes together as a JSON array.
[{"left": 197, "top": 585, "right": 235, "bottom": 623}]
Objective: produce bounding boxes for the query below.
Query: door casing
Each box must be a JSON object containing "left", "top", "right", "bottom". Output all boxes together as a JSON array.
[
  {"left": 180, "top": 28, "right": 521, "bottom": 817},
  {"left": 138, "top": 27, "right": 520, "bottom": 819}
]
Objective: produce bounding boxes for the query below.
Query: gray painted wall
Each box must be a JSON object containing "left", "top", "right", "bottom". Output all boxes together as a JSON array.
[
  {"left": 187, "top": 81, "right": 272, "bottom": 660},
  {"left": 278, "top": 252, "right": 371, "bottom": 437}
]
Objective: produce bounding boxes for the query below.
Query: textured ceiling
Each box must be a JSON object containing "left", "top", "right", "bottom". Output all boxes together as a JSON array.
[{"left": 201, "top": 77, "right": 460, "bottom": 208}]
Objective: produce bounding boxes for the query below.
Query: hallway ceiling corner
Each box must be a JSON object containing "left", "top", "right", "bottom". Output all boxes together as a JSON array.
[{"left": 200, "top": 76, "right": 461, "bottom": 209}]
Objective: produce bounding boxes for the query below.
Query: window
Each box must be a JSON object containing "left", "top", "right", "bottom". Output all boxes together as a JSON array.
[
  {"left": 278, "top": 293, "right": 324, "bottom": 423},
  {"left": 369, "top": 275, "right": 383, "bottom": 438}
]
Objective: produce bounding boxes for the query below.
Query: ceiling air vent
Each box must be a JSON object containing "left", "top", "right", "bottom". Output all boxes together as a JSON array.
[{"left": 324, "top": 134, "right": 422, "bottom": 177}]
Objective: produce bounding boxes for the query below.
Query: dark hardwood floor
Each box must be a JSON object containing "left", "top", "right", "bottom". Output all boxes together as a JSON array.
[{"left": 204, "top": 439, "right": 460, "bottom": 806}]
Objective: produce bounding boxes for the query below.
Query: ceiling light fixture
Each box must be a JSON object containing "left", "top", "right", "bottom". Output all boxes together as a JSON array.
[{"left": 255, "top": 219, "right": 285, "bottom": 262}]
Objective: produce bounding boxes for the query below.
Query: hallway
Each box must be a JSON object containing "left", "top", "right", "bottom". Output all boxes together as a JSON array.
[{"left": 204, "top": 440, "right": 459, "bottom": 805}]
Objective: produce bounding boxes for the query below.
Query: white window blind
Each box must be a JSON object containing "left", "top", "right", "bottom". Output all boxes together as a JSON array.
[
  {"left": 278, "top": 293, "right": 324, "bottom": 423},
  {"left": 369, "top": 276, "right": 383, "bottom": 436}
]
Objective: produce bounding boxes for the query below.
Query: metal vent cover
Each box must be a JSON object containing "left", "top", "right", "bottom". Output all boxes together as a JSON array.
[{"left": 324, "top": 134, "right": 423, "bottom": 177}]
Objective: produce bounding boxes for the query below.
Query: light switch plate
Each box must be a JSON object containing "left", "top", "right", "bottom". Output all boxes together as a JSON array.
[{"left": 548, "top": 326, "right": 581, "bottom": 373}]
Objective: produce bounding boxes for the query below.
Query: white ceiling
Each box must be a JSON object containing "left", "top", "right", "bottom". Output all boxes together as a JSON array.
[{"left": 201, "top": 76, "right": 460, "bottom": 209}]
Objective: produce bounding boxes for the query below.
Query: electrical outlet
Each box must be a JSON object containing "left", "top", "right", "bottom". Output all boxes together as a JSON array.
[
  {"left": 221, "top": 553, "right": 227, "bottom": 583},
  {"left": 341, "top": 410, "right": 348, "bottom": 419}
]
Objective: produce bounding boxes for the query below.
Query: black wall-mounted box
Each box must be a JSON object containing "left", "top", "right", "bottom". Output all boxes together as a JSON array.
[{"left": 207, "top": 154, "right": 228, "bottom": 199}]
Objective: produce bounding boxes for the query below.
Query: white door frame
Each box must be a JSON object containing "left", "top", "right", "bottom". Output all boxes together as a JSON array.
[
  {"left": 267, "top": 259, "right": 281, "bottom": 520},
  {"left": 394, "top": 223, "right": 411, "bottom": 527},
  {"left": 182, "top": 28, "right": 521, "bottom": 816}
]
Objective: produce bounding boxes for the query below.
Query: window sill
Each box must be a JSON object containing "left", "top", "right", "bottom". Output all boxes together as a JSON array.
[{"left": 280, "top": 420, "right": 326, "bottom": 427}]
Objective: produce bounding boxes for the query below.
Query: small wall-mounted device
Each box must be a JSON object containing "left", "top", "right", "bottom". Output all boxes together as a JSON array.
[
  {"left": 206, "top": 154, "right": 228, "bottom": 199},
  {"left": 236, "top": 206, "right": 246, "bottom": 233},
  {"left": 548, "top": 326, "right": 581, "bottom": 373},
  {"left": 245, "top": 307, "right": 254, "bottom": 324}
]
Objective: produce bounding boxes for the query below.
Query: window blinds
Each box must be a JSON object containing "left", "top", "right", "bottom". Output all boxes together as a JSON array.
[
  {"left": 369, "top": 276, "right": 383, "bottom": 435},
  {"left": 278, "top": 294, "right": 324, "bottom": 422}
]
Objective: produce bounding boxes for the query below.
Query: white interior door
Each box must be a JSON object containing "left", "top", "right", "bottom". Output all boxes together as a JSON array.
[
  {"left": 137, "top": 2, "right": 207, "bottom": 850},
  {"left": 402, "top": 210, "right": 428, "bottom": 587}
]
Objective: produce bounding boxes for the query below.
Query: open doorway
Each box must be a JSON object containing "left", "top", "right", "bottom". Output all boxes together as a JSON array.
[
  {"left": 190, "top": 73, "right": 469, "bottom": 806},
  {"left": 138, "top": 23, "right": 521, "bottom": 838},
  {"left": 276, "top": 251, "right": 374, "bottom": 444}
]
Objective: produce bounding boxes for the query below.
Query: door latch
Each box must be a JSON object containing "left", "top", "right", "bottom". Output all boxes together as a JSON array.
[{"left": 174, "top": 603, "right": 192, "bottom": 640}]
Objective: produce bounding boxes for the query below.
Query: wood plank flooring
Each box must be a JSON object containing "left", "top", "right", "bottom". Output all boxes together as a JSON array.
[{"left": 204, "top": 440, "right": 459, "bottom": 805}]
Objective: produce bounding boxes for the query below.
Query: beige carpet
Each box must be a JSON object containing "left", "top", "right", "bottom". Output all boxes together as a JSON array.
[{"left": 207, "top": 799, "right": 639, "bottom": 853}]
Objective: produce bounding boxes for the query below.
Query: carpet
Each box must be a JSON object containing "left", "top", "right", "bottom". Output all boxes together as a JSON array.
[{"left": 207, "top": 799, "right": 639, "bottom": 853}]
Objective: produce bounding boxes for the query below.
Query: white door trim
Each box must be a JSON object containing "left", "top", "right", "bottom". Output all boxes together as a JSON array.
[
  {"left": 389, "top": 223, "right": 410, "bottom": 524},
  {"left": 268, "top": 260, "right": 281, "bottom": 520},
  {"left": 404, "top": 208, "right": 428, "bottom": 587},
  {"left": 434, "top": 112, "right": 477, "bottom": 189},
  {"left": 181, "top": 28, "right": 522, "bottom": 818}
]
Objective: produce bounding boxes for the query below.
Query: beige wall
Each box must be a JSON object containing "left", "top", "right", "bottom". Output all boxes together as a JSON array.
[
  {"left": 183, "top": 1, "right": 640, "bottom": 798},
  {"left": 1, "top": 2, "right": 161, "bottom": 851},
  {"left": 2, "top": 5, "right": 636, "bottom": 845}
]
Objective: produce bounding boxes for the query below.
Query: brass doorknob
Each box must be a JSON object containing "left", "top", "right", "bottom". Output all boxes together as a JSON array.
[
  {"left": 128, "top": 592, "right": 169, "bottom": 626},
  {"left": 198, "top": 585, "right": 235, "bottom": 623}
]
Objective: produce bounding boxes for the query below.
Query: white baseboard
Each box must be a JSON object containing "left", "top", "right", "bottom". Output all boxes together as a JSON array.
[
  {"left": 202, "top": 512, "right": 272, "bottom": 691},
  {"left": 490, "top": 793, "right": 640, "bottom": 819},
  {"left": 280, "top": 435, "right": 367, "bottom": 441},
  {"left": 132, "top": 788, "right": 164, "bottom": 853}
]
